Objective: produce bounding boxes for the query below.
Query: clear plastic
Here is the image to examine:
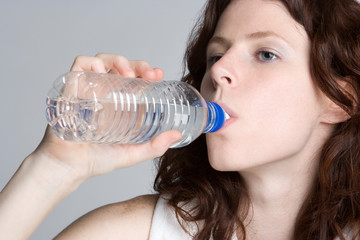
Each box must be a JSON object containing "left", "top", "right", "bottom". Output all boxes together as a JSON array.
[{"left": 46, "top": 71, "right": 226, "bottom": 148}]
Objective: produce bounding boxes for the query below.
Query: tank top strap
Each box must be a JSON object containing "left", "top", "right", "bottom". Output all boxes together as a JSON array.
[{"left": 149, "top": 196, "right": 195, "bottom": 239}]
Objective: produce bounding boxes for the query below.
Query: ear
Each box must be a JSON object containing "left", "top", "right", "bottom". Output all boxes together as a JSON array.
[
  {"left": 319, "top": 97, "right": 351, "bottom": 124},
  {"left": 319, "top": 81, "right": 353, "bottom": 125}
]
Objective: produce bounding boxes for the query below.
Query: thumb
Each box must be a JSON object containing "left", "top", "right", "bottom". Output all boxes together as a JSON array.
[
  {"left": 127, "top": 130, "right": 182, "bottom": 164},
  {"left": 150, "top": 130, "right": 183, "bottom": 152}
]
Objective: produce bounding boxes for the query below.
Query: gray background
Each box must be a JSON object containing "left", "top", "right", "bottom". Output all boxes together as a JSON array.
[{"left": 0, "top": 0, "right": 206, "bottom": 239}]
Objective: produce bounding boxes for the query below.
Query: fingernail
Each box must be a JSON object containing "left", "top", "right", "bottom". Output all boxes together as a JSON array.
[{"left": 169, "top": 135, "right": 181, "bottom": 147}]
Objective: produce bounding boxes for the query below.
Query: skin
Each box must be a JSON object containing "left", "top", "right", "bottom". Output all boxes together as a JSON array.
[
  {"left": 0, "top": 0, "right": 350, "bottom": 239},
  {"left": 201, "top": 0, "right": 348, "bottom": 239},
  {"left": 0, "top": 54, "right": 182, "bottom": 240}
]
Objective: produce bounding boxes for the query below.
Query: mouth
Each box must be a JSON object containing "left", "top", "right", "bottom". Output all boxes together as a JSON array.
[{"left": 214, "top": 101, "right": 237, "bottom": 130}]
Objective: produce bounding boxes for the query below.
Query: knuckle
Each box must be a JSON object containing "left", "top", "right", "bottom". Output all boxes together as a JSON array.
[
  {"left": 94, "top": 52, "right": 106, "bottom": 58},
  {"left": 113, "top": 55, "right": 128, "bottom": 64},
  {"left": 136, "top": 60, "right": 152, "bottom": 69},
  {"left": 73, "top": 55, "right": 86, "bottom": 63},
  {"left": 92, "top": 57, "right": 103, "bottom": 65}
]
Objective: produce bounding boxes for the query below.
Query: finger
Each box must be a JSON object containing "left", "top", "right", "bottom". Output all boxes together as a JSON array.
[
  {"left": 153, "top": 68, "right": 165, "bottom": 81},
  {"left": 95, "top": 53, "right": 136, "bottom": 78},
  {"left": 70, "top": 56, "right": 107, "bottom": 73},
  {"left": 140, "top": 67, "right": 164, "bottom": 82},
  {"left": 101, "top": 56, "right": 161, "bottom": 80},
  {"left": 129, "top": 60, "right": 154, "bottom": 78},
  {"left": 129, "top": 61, "right": 164, "bottom": 82},
  {"left": 76, "top": 54, "right": 165, "bottom": 82}
]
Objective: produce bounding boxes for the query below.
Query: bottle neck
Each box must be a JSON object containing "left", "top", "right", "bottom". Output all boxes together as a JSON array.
[{"left": 203, "top": 101, "right": 226, "bottom": 133}]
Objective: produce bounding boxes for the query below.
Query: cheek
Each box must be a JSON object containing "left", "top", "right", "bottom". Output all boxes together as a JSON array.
[
  {"left": 200, "top": 74, "right": 213, "bottom": 100},
  {"left": 206, "top": 76, "right": 321, "bottom": 171},
  {"left": 250, "top": 76, "right": 319, "bottom": 147}
]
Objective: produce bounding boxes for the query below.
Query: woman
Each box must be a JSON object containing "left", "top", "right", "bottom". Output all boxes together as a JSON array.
[{"left": 1, "top": 0, "right": 359, "bottom": 239}]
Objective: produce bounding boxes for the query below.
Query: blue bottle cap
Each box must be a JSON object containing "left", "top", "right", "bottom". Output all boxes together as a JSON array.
[{"left": 204, "top": 101, "right": 226, "bottom": 133}]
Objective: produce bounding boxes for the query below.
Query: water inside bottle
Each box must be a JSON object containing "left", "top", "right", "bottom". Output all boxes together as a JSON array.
[{"left": 46, "top": 97, "right": 207, "bottom": 146}]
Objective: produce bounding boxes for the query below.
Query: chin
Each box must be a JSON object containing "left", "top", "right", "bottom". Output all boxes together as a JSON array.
[
  {"left": 206, "top": 137, "right": 237, "bottom": 171},
  {"left": 207, "top": 149, "right": 264, "bottom": 172},
  {"left": 208, "top": 153, "right": 238, "bottom": 172},
  {"left": 205, "top": 135, "right": 256, "bottom": 172}
]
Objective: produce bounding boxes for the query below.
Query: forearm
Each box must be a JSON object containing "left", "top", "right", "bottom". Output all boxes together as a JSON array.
[{"left": 0, "top": 153, "right": 83, "bottom": 240}]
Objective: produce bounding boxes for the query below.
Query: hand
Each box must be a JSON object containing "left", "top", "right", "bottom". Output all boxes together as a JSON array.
[{"left": 34, "top": 53, "right": 182, "bottom": 181}]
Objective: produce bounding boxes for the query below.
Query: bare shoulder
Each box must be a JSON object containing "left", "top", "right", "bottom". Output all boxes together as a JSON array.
[{"left": 54, "top": 194, "right": 159, "bottom": 240}]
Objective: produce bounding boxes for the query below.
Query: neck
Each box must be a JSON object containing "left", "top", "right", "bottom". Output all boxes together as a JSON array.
[{"left": 240, "top": 149, "right": 320, "bottom": 240}]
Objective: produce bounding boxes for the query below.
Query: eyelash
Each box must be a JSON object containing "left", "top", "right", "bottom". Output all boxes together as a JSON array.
[
  {"left": 255, "top": 49, "right": 279, "bottom": 63},
  {"left": 206, "top": 54, "right": 223, "bottom": 67},
  {"left": 206, "top": 49, "right": 280, "bottom": 67}
]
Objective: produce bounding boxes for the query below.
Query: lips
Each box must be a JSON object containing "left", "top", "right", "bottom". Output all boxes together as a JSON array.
[
  {"left": 213, "top": 101, "right": 237, "bottom": 130},
  {"left": 215, "top": 101, "right": 237, "bottom": 118}
]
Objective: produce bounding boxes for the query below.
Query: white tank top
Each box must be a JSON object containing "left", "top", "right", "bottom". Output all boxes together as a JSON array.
[
  {"left": 149, "top": 196, "right": 195, "bottom": 240},
  {"left": 149, "top": 196, "right": 353, "bottom": 240},
  {"left": 149, "top": 196, "right": 238, "bottom": 240}
]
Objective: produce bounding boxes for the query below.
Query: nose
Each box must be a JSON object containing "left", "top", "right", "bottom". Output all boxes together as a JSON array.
[{"left": 210, "top": 53, "right": 235, "bottom": 88}]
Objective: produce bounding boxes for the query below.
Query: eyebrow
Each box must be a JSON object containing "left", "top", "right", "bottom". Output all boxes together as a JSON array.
[
  {"left": 245, "top": 31, "right": 290, "bottom": 45},
  {"left": 207, "top": 31, "right": 291, "bottom": 49},
  {"left": 207, "top": 36, "right": 232, "bottom": 49}
]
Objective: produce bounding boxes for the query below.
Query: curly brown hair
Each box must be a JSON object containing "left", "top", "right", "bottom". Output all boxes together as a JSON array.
[{"left": 154, "top": 0, "right": 360, "bottom": 239}]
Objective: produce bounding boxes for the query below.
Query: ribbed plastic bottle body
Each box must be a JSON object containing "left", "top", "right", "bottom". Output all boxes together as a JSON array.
[{"left": 46, "top": 71, "right": 209, "bottom": 148}]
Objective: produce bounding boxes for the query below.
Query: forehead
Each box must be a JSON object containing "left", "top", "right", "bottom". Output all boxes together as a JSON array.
[{"left": 214, "top": 0, "right": 307, "bottom": 43}]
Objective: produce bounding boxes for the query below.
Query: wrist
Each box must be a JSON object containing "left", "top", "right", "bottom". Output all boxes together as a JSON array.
[
  {"left": 23, "top": 151, "right": 85, "bottom": 196},
  {"left": 0, "top": 152, "right": 86, "bottom": 239}
]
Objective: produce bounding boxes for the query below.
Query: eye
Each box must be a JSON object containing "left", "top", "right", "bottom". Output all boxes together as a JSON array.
[
  {"left": 256, "top": 50, "right": 279, "bottom": 63},
  {"left": 206, "top": 54, "right": 223, "bottom": 67}
]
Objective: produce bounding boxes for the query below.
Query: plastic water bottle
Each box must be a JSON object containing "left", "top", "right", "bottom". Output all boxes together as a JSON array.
[{"left": 46, "top": 71, "right": 228, "bottom": 148}]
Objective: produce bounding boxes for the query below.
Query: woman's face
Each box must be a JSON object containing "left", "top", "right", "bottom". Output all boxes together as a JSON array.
[{"left": 201, "top": 0, "right": 328, "bottom": 171}]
